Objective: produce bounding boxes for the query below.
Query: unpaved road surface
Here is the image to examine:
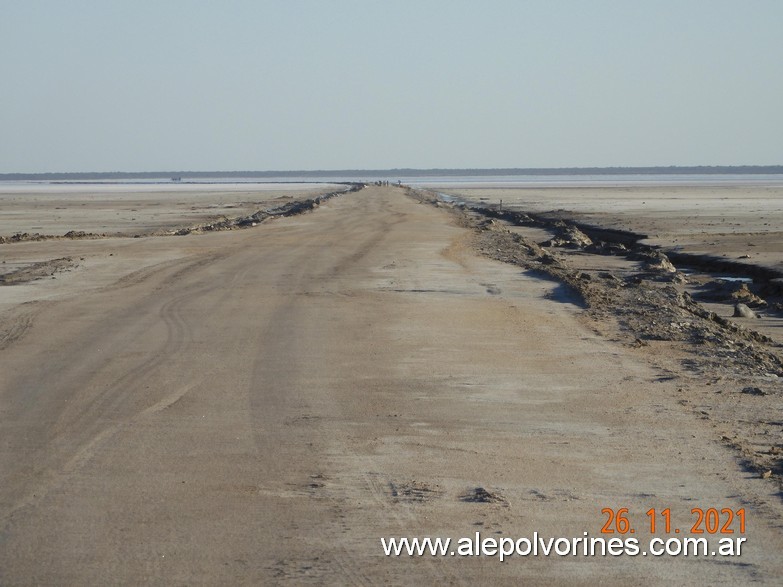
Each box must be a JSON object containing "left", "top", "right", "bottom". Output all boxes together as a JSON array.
[{"left": 1, "top": 186, "right": 781, "bottom": 584}]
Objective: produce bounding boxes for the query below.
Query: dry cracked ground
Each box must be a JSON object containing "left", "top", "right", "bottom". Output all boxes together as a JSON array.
[{"left": 0, "top": 186, "right": 782, "bottom": 585}]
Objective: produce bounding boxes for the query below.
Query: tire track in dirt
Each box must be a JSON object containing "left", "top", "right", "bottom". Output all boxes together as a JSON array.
[{"left": 0, "top": 303, "right": 42, "bottom": 350}]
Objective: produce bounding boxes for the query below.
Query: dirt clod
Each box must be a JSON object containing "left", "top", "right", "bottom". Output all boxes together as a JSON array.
[{"left": 459, "top": 487, "right": 506, "bottom": 504}]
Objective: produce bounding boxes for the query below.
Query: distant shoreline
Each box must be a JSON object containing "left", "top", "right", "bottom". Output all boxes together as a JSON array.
[{"left": 2, "top": 165, "right": 782, "bottom": 182}]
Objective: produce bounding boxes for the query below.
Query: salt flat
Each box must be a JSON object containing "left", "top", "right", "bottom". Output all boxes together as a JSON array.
[
  {"left": 0, "top": 182, "right": 341, "bottom": 236},
  {"left": 0, "top": 186, "right": 781, "bottom": 584},
  {"left": 441, "top": 185, "right": 783, "bottom": 273}
]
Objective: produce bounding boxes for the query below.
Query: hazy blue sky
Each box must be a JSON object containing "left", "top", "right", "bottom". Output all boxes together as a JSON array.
[{"left": 2, "top": 1, "right": 781, "bottom": 172}]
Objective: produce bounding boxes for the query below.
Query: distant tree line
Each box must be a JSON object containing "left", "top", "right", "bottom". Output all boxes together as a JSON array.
[{"left": 1, "top": 165, "right": 782, "bottom": 181}]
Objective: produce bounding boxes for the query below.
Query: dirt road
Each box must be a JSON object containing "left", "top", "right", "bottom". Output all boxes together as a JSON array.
[{"left": 1, "top": 186, "right": 781, "bottom": 584}]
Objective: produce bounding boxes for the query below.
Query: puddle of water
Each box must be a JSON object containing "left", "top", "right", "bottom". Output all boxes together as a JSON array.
[
  {"left": 678, "top": 269, "right": 752, "bottom": 284},
  {"left": 434, "top": 192, "right": 457, "bottom": 203},
  {"left": 715, "top": 276, "right": 754, "bottom": 283}
]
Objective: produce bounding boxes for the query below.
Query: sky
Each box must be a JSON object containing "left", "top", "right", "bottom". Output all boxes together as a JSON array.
[{"left": 1, "top": 0, "right": 781, "bottom": 172}]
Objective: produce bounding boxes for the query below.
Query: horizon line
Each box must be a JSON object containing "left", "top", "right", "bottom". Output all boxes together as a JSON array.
[{"left": 2, "top": 164, "right": 783, "bottom": 179}]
